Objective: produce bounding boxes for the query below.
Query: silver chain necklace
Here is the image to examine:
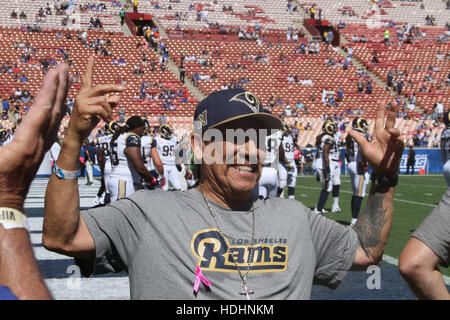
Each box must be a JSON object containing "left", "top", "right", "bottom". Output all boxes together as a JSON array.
[{"left": 198, "top": 186, "right": 256, "bottom": 300}]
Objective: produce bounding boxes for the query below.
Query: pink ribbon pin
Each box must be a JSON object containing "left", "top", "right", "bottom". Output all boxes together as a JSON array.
[{"left": 193, "top": 266, "right": 212, "bottom": 294}]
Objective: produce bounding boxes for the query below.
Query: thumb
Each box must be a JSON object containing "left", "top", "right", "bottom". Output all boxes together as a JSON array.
[{"left": 348, "top": 129, "right": 370, "bottom": 149}]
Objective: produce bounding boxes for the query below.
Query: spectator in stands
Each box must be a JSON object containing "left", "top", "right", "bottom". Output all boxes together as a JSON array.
[
  {"left": 11, "top": 10, "right": 18, "bottom": 19},
  {"left": 365, "top": 80, "right": 373, "bottom": 94},
  {"left": 337, "top": 21, "right": 346, "bottom": 30},
  {"left": 133, "top": 0, "right": 139, "bottom": 13},
  {"left": 19, "top": 11, "right": 27, "bottom": 19},
  {"left": 387, "top": 70, "right": 394, "bottom": 88},
  {"left": 357, "top": 80, "right": 364, "bottom": 94},
  {"left": 310, "top": 5, "right": 315, "bottom": 19},
  {"left": 343, "top": 56, "right": 351, "bottom": 70},
  {"left": 118, "top": 107, "right": 126, "bottom": 124},
  {"left": 158, "top": 113, "right": 167, "bottom": 125},
  {"left": 384, "top": 29, "right": 390, "bottom": 45},
  {"left": 371, "top": 51, "right": 379, "bottom": 65},
  {"left": 120, "top": 8, "right": 125, "bottom": 25},
  {"left": 301, "top": 78, "right": 313, "bottom": 86},
  {"left": 180, "top": 66, "right": 186, "bottom": 83},
  {"left": 397, "top": 80, "right": 404, "bottom": 95},
  {"left": 337, "top": 87, "right": 344, "bottom": 102}
]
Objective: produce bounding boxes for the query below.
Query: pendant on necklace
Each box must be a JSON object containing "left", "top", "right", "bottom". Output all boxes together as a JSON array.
[{"left": 239, "top": 284, "right": 255, "bottom": 300}]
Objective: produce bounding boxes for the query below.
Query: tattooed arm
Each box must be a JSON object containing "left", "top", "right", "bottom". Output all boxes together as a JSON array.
[
  {"left": 351, "top": 183, "right": 394, "bottom": 269},
  {"left": 347, "top": 100, "right": 404, "bottom": 270}
]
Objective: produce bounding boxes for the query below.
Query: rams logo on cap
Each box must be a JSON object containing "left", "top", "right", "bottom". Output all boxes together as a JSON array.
[{"left": 230, "top": 91, "right": 261, "bottom": 113}]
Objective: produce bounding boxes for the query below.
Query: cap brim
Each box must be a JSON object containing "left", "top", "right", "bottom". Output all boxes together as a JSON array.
[{"left": 209, "top": 112, "right": 282, "bottom": 131}]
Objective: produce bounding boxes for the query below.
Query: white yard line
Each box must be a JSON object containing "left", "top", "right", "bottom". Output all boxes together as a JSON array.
[{"left": 295, "top": 185, "right": 438, "bottom": 208}]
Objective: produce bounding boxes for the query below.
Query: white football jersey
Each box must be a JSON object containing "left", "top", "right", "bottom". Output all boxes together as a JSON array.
[
  {"left": 264, "top": 130, "right": 283, "bottom": 165},
  {"left": 347, "top": 132, "right": 369, "bottom": 163},
  {"left": 282, "top": 134, "right": 295, "bottom": 163},
  {"left": 110, "top": 132, "right": 142, "bottom": 183},
  {"left": 441, "top": 128, "right": 450, "bottom": 163},
  {"left": 98, "top": 134, "right": 114, "bottom": 163},
  {"left": 154, "top": 135, "right": 178, "bottom": 166},
  {"left": 141, "top": 135, "right": 154, "bottom": 171},
  {"left": 330, "top": 132, "right": 341, "bottom": 161},
  {"left": 315, "top": 133, "right": 335, "bottom": 169}
]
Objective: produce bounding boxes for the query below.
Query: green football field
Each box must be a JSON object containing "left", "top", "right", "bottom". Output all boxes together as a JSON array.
[{"left": 292, "top": 173, "right": 449, "bottom": 277}]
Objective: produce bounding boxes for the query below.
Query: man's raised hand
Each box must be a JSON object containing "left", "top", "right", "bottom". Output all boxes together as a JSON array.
[
  {"left": 67, "top": 56, "right": 124, "bottom": 142},
  {"left": 349, "top": 100, "right": 404, "bottom": 179},
  {"left": 0, "top": 63, "right": 70, "bottom": 210}
]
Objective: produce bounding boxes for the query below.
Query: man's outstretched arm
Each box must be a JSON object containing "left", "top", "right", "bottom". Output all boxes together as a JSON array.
[
  {"left": 349, "top": 101, "right": 404, "bottom": 269},
  {"left": 43, "top": 57, "right": 124, "bottom": 257}
]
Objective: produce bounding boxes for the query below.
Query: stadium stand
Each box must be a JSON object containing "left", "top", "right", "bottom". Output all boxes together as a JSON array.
[
  {"left": 0, "top": 0, "right": 447, "bottom": 147},
  {"left": 299, "top": 0, "right": 449, "bottom": 27},
  {"left": 140, "top": 0, "right": 304, "bottom": 33},
  {"left": 0, "top": 0, "right": 123, "bottom": 32}
]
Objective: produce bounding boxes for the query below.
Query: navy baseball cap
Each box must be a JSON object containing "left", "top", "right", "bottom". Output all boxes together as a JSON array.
[{"left": 194, "top": 89, "right": 282, "bottom": 132}]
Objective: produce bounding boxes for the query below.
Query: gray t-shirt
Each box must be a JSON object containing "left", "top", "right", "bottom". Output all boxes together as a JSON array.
[
  {"left": 412, "top": 187, "right": 450, "bottom": 268},
  {"left": 76, "top": 188, "right": 358, "bottom": 299}
]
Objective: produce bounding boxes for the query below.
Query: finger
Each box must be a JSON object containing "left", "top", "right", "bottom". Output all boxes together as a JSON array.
[
  {"left": 388, "top": 128, "right": 405, "bottom": 151},
  {"left": 107, "top": 94, "right": 121, "bottom": 108},
  {"left": 87, "top": 105, "right": 112, "bottom": 123},
  {"left": 85, "top": 95, "right": 113, "bottom": 116},
  {"left": 44, "top": 65, "right": 70, "bottom": 150},
  {"left": 13, "top": 67, "right": 59, "bottom": 144},
  {"left": 85, "top": 84, "right": 125, "bottom": 98},
  {"left": 375, "top": 100, "right": 386, "bottom": 130},
  {"left": 80, "top": 56, "right": 94, "bottom": 91},
  {"left": 385, "top": 102, "right": 398, "bottom": 130},
  {"left": 348, "top": 129, "right": 371, "bottom": 150},
  {"left": 97, "top": 99, "right": 113, "bottom": 121}
]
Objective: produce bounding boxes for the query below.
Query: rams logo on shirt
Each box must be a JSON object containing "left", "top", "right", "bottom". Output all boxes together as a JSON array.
[{"left": 191, "top": 228, "right": 288, "bottom": 273}]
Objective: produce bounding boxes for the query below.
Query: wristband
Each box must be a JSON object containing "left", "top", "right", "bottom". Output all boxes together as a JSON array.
[
  {"left": 53, "top": 162, "right": 79, "bottom": 180},
  {"left": 0, "top": 208, "right": 28, "bottom": 230},
  {"left": 371, "top": 173, "right": 398, "bottom": 187}
]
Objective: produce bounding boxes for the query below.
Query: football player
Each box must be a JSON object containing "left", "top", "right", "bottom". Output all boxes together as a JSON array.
[
  {"left": 96, "top": 121, "right": 120, "bottom": 205},
  {"left": 314, "top": 120, "right": 338, "bottom": 214},
  {"left": 278, "top": 122, "right": 297, "bottom": 199},
  {"left": 330, "top": 126, "right": 343, "bottom": 213},
  {"left": 154, "top": 123, "right": 182, "bottom": 191},
  {"left": 108, "top": 116, "right": 157, "bottom": 202},
  {"left": 345, "top": 117, "right": 371, "bottom": 227},
  {"left": 140, "top": 118, "right": 164, "bottom": 188},
  {"left": 441, "top": 111, "right": 450, "bottom": 186},
  {"left": 175, "top": 137, "right": 196, "bottom": 191},
  {"left": 257, "top": 118, "right": 283, "bottom": 199}
]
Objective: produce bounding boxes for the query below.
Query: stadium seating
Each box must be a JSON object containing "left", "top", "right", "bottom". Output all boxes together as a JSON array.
[
  {"left": 0, "top": 0, "right": 123, "bottom": 32},
  {"left": 340, "top": 24, "right": 449, "bottom": 114},
  {"left": 0, "top": 0, "right": 446, "bottom": 148},
  {"left": 140, "top": 0, "right": 303, "bottom": 32},
  {"left": 299, "top": 0, "right": 449, "bottom": 27},
  {"left": 166, "top": 38, "right": 397, "bottom": 118},
  {"left": 0, "top": 26, "right": 198, "bottom": 119}
]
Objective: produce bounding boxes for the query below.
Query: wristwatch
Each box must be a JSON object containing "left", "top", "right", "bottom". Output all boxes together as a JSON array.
[{"left": 370, "top": 173, "right": 398, "bottom": 188}]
